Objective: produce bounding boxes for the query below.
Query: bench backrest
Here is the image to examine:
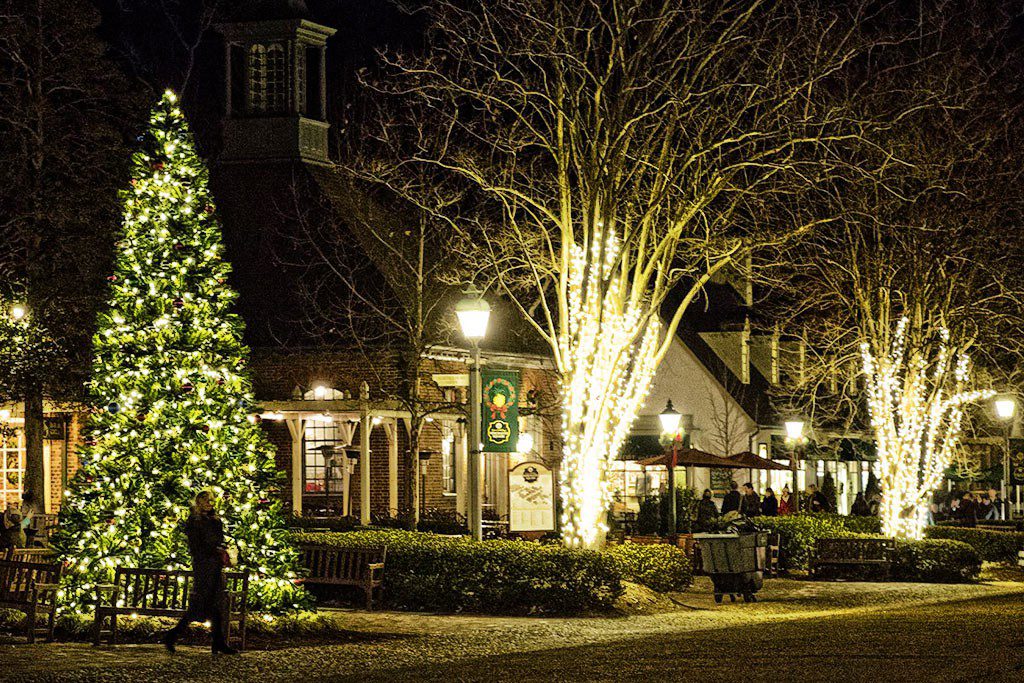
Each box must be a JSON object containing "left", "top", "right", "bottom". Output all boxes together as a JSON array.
[
  {"left": 816, "top": 537, "right": 895, "bottom": 561},
  {"left": 113, "top": 568, "right": 250, "bottom": 611},
  {"left": 0, "top": 559, "right": 62, "bottom": 603},
  {"left": 299, "top": 545, "right": 386, "bottom": 581},
  {"left": 8, "top": 548, "right": 58, "bottom": 563}
]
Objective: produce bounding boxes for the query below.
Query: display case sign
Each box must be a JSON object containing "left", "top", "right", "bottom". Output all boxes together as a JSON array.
[
  {"left": 508, "top": 461, "right": 555, "bottom": 532},
  {"left": 481, "top": 369, "right": 519, "bottom": 453}
]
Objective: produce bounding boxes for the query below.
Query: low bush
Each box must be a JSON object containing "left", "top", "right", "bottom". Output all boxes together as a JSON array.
[
  {"left": 292, "top": 530, "right": 623, "bottom": 614},
  {"left": 924, "top": 526, "right": 1024, "bottom": 564},
  {"left": 892, "top": 539, "right": 981, "bottom": 583},
  {"left": 604, "top": 542, "right": 693, "bottom": 593},
  {"left": 747, "top": 513, "right": 882, "bottom": 569}
]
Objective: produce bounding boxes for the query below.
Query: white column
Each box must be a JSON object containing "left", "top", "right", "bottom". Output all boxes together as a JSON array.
[
  {"left": 286, "top": 417, "right": 306, "bottom": 515},
  {"left": 385, "top": 419, "right": 400, "bottom": 517},
  {"left": 360, "top": 412, "right": 372, "bottom": 526},
  {"left": 455, "top": 423, "right": 468, "bottom": 518}
]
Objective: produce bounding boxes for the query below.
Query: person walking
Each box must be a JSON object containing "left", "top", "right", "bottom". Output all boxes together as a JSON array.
[
  {"left": 695, "top": 489, "right": 719, "bottom": 531},
  {"left": 778, "top": 485, "right": 793, "bottom": 515},
  {"left": 721, "top": 481, "right": 742, "bottom": 515},
  {"left": 760, "top": 487, "right": 779, "bottom": 517},
  {"left": 739, "top": 483, "right": 761, "bottom": 517},
  {"left": 162, "top": 490, "right": 238, "bottom": 655}
]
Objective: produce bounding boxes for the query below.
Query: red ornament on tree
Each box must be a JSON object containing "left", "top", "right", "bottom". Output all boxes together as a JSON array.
[
  {"left": 151, "top": 161, "right": 164, "bottom": 171},
  {"left": 136, "top": 412, "right": 147, "bottom": 421},
  {"left": 181, "top": 381, "right": 194, "bottom": 393},
  {"left": 204, "top": 205, "right": 215, "bottom": 214},
  {"left": 200, "top": 424, "right": 211, "bottom": 433},
  {"left": 172, "top": 298, "right": 184, "bottom": 309},
  {"left": 107, "top": 275, "right": 118, "bottom": 282}
]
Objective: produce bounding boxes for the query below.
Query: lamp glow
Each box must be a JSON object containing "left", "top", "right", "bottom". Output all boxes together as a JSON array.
[
  {"left": 659, "top": 400, "right": 682, "bottom": 435},
  {"left": 9, "top": 304, "right": 26, "bottom": 321},
  {"left": 455, "top": 284, "right": 490, "bottom": 341},
  {"left": 784, "top": 419, "right": 805, "bottom": 442},
  {"left": 312, "top": 384, "right": 330, "bottom": 400},
  {"left": 995, "top": 397, "right": 1016, "bottom": 420},
  {"left": 517, "top": 431, "right": 534, "bottom": 453}
]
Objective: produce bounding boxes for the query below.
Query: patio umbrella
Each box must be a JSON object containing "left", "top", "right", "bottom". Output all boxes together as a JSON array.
[
  {"left": 726, "top": 451, "right": 791, "bottom": 471},
  {"left": 638, "top": 447, "right": 742, "bottom": 469}
]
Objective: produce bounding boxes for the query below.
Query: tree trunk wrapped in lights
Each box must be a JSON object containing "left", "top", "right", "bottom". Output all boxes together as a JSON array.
[
  {"left": 363, "top": 0, "right": 900, "bottom": 549},
  {"left": 861, "top": 318, "right": 992, "bottom": 539},
  {"left": 52, "top": 92, "right": 308, "bottom": 613}
]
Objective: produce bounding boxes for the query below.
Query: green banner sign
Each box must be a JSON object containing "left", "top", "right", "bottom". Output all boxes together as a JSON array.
[{"left": 481, "top": 369, "right": 519, "bottom": 453}]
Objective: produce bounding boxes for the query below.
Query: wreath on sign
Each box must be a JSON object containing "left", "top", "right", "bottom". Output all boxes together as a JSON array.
[{"left": 483, "top": 377, "right": 517, "bottom": 419}]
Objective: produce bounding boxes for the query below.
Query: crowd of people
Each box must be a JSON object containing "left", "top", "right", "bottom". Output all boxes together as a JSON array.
[
  {"left": 931, "top": 488, "right": 1009, "bottom": 527},
  {"left": 694, "top": 480, "right": 884, "bottom": 531}
]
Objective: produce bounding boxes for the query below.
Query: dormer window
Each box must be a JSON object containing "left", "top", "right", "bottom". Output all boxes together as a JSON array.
[{"left": 248, "top": 43, "right": 287, "bottom": 113}]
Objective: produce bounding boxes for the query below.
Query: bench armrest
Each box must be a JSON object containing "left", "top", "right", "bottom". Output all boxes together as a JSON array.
[
  {"left": 93, "top": 583, "right": 120, "bottom": 606},
  {"left": 368, "top": 562, "right": 385, "bottom": 580}
]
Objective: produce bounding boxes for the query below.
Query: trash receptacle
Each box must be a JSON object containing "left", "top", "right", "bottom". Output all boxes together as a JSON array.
[{"left": 693, "top": 532, "right": 767, "bottom": 603}]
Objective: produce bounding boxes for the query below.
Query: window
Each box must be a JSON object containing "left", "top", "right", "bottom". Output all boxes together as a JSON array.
[
  {"left": 295, "top": 48, "right": 306, "bottom": 115},
  {"left": 266, "top": 44, "right": 287, "bottom": 113},
  {"left": 248, "top": 44, "right": 267, "bottom": 112},
  {"left": 303, "top": 419, "right": 345, "bottom": 495},
  {"left": 1, "top": 428, "right": 24, "bottom": 507},
  {"left": 440, "top": 431, "right": 456, "bottom": 495}
]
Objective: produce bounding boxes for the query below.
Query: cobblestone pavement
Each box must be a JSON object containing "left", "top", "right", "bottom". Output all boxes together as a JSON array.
[{"left": 2, "top": 579, "right": 1023, "bottom": 683}]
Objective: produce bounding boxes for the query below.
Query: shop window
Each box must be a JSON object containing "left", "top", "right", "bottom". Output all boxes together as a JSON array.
[
  {"left": 0, "top": 428, "right": 24, "bottom": 507},
  {"left": 303, "top": 419, "right": 345, "bottom": 495},
  {"left": 441, "top": 432, "right": 456, "bottom": 495}
]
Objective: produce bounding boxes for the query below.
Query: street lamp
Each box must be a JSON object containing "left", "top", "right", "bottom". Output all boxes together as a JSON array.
[
  {"left": 456, "top": 284, "right": 490, "bottom": 541},
  {"left": 784, "top": 419, "right": 806, "bottom": 513},
  {"left": 660, "top": 400, "right": 683, "bottom": 538},
  {"left": 9, "top": 304, "right": 26, "bottom": 321},
  {"left": 994, "top": 396, "right": 1016, "bottom": 520}
]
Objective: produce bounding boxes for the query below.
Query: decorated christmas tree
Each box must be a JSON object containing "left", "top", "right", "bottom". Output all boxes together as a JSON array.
[{"left": 54, "top": 91, "right": 306, "bottom": 612}]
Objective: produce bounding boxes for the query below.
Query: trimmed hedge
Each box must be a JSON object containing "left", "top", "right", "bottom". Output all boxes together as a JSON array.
[
  {"left": 892, "top": 539, "right": 981, "bottom": 583},
  {"left": 924, "top": 526, "right": 1024, "bottom": 564},
  {"left": 292, "top": 530, "right": 623, "bottom": 614},
  {"left": 604, "top": 542, "right": 693, "bottom": 593},
  {"left": 747, "top": 513, "right": 882, "bottom": 569}
]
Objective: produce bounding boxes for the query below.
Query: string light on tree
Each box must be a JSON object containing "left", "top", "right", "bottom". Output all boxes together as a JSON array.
[
  {"left": 52, "top": 91, "right": 307, "bottom": 613},
  {"left": 860, "top": 317, "right": 992, "bottom": 539}
]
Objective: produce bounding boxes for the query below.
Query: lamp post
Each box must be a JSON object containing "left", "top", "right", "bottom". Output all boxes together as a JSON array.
[
  {"left": 659, "top": 400, "right": 682, "bottom": 538},
  {"left": 784, "top": 419, "right": 806, "bottom": 513},
  {"left": 456, "top": 284, "right": 490, "bottom": 541},
  {"left": 995, "top": 396, "right": 1016, "bottom": 520}
]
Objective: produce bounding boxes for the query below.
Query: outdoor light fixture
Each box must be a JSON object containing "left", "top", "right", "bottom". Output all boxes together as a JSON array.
[
  {"left": 517, "top": 431, "right": 535, "bottom": 454},
  {"left": 454, "top": 283, "right": 489, "bottom": 541},
  {"left": 659, "top": 400, "right": 682, "bottom": 435},
  {"left": 9, "top": 304, "right": 26, "bottom": 321},
  {"left": 455, "top": 284, "right": 491, "bottom": 341},
  {"left": 995, "top": 397, "right": 1016, "bottom": 420},
  {"left": 312, "top": 384, "right": 330, "bottom": 400},
  {"left": 784, "top": 419, "right": 805, "bottom": 442}
]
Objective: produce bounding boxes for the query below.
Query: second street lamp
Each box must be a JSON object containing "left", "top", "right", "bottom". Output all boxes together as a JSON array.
[
  {"left": 994, "top": 396, "right": 1016, "bottom": 520},
  {"left": 456, "top": 284, "right": 491, "bottom": 541},
  {"left": 660, "top": 400, "right": 682, "bottom": 538},
  {"left": 784, "top": 419, "right": 806, "bottom": 513}
]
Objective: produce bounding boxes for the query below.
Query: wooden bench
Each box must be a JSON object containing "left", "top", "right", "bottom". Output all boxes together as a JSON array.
[
  {"left": 0, "top": 559, "right": 62, "bottom": 642},
  {"left": 27, "top": 513, "right": 59, "bottom": 547},
  {"left": 298, "top": 545, "right": 385, "bottom": 609},
  {"left": 811, "top": 537, "right": 895, "bottom": 579},
  {"left": 4, "top": 547, "right": 59, "bottom": 562},
  {"left": 93, "top": 568, "right": 249, "bottom": 649}
]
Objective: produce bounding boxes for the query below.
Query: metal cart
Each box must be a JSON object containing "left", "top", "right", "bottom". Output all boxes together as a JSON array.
[{"left": 693, "top": 531, "right": 768, "bottom": 603}]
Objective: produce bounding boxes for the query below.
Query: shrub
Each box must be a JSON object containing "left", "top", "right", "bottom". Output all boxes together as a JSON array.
[
  {"left": 291, "top": 530, "right": 623, "bottom": 614},
  {"left": 924, "top": 526, "right": 1024, "bottom": 564},
  {"left": 892, "top": 539, "right": 981, "bottom": 583},
  {"left": 605, "top": 542, "right": 693, "bottom": 593},
  {"left": 286, "top": 514, "right": 359, "bottom": 532},
  {"left": 747, "top": 513, "right": 882, "bottom": 569}
]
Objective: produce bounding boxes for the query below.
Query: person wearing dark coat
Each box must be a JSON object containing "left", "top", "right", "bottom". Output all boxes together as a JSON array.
[
  {"left": 739, "top": 483, "right": 761, "bottom": 517},
  {"left": 162, "top": 491, "right": 238, "bottom": 655},
  {"left": 695, "top": 489, "right": 720, "bottom": 531},
  {"left": 721, "top": 481, "right": 741, "bottom": 515},
  {"left": 760, "top": 488, "right": 778, "bottom": 517},
  {"left": 851, "top": 492, "right": 871, "bottom": 516},
  {"left": 957, "top": 493, "right": 978, "bottom": 528}
]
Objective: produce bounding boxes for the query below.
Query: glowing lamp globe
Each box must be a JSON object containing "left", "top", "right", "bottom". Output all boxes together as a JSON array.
[
  {"left": 995, "top": 398, "right": 1016, "bottom": 420},
  {"left": 9, "top": 304, "right": 26, "bottom": 321},
  {"left": 455, "top": 284, "right": 490, "bottom": 341},
  {"left": 784, "top": 419, "right": 805, "bottom": 441},
  {"left": 659, "top": 400, "right": 682, "bottom": 435}
]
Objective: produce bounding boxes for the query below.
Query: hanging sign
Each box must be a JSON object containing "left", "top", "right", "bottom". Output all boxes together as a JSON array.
[
  {"left": 508, "top": 461, "right": 555, "bottom": 531},
  {"left": 481, "top": 369, "right": 519, "bottom": 453},
  {"left": 1009, "top": 439, "right": 1024, "bottom": 485}
]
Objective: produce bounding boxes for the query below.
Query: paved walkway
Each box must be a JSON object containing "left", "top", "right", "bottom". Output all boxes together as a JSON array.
[{"left": 2, "top": 579, "right": 1023, "bottom": 682}]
